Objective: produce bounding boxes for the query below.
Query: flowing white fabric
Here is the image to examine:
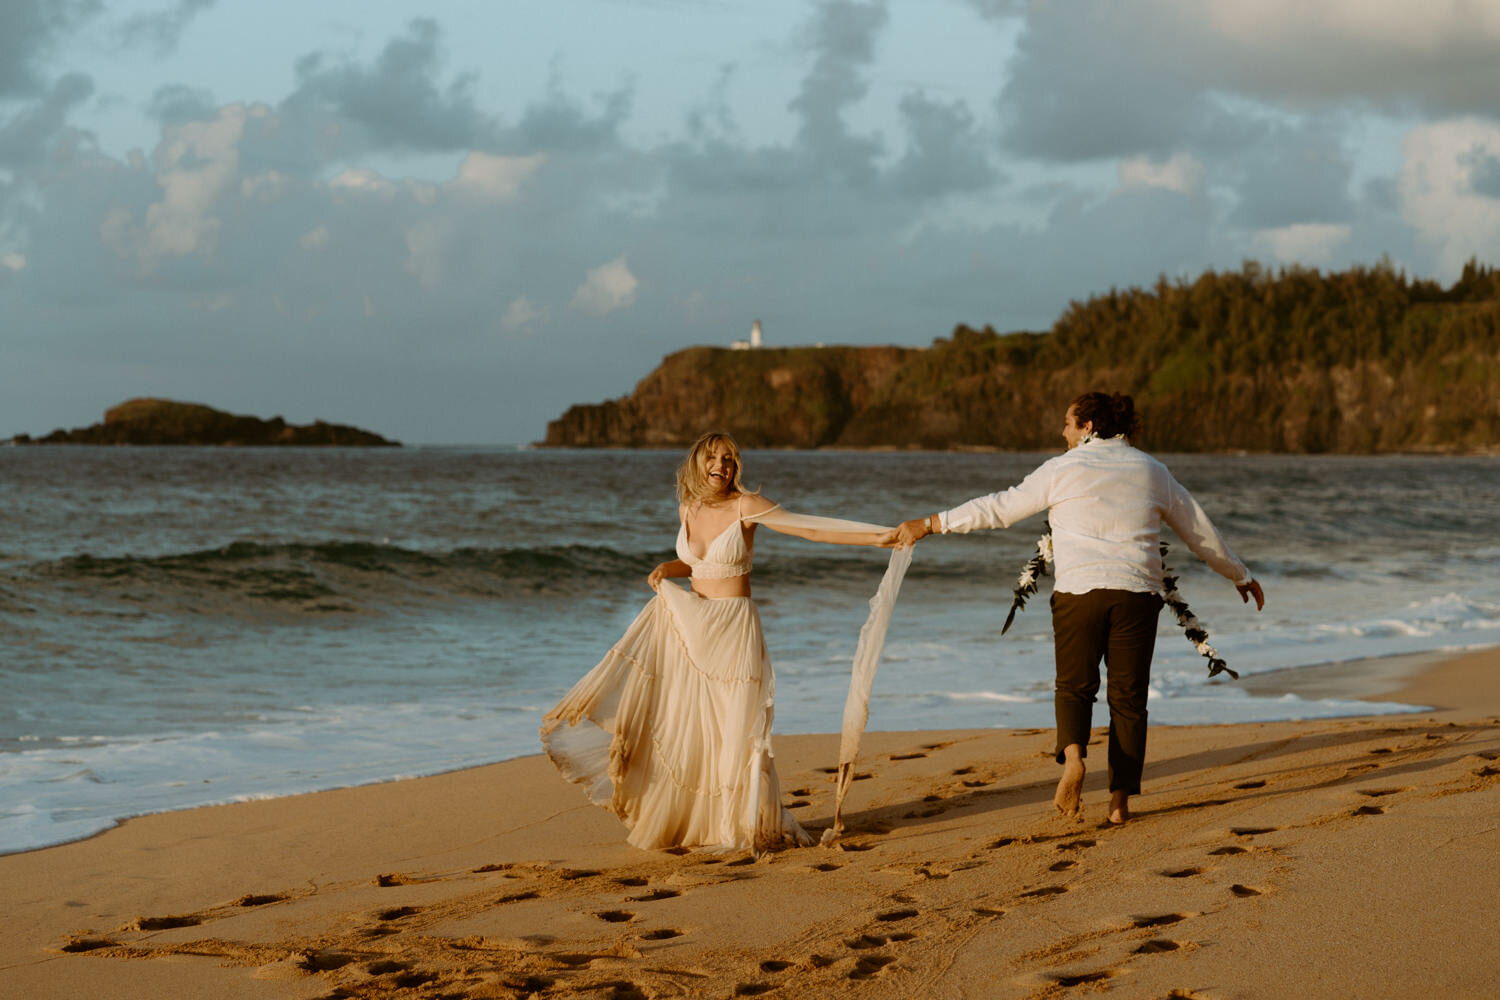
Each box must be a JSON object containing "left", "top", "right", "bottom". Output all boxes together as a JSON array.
[{"left": 540, "top": 505, "right": 911, "bottom": 853}]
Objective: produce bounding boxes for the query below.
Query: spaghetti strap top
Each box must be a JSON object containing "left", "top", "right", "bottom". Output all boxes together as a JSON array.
[{"left": 675, "top": 496, "right": 768, "bottom": 580}]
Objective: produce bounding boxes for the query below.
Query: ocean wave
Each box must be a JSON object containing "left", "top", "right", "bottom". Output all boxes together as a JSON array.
[{"left": 10, "top": 540, "right": 945, "bottom": 617}]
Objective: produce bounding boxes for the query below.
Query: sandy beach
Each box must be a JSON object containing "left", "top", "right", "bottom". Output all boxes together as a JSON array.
[{"left": 4, "top": 649, "right": 1498, "bottom": 1000}]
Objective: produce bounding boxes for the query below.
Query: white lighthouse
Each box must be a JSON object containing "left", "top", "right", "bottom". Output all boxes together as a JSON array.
[{"left": 731, "top": 319, "right": 764, "bottom": 351}]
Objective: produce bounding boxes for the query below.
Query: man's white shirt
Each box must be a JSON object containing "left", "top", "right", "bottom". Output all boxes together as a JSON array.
[{"left": 937, "top": 436, "right": 1251, "bottom": 595}]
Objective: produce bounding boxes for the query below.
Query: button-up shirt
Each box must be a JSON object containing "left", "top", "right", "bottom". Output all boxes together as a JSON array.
[{"left": 938, "top": 436, "right": 1251, "bottom": 595}]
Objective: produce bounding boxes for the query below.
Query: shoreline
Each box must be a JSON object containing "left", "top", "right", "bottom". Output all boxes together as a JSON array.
[{"left": 4, "top": 646, "right": 1498, "bottom": 998}]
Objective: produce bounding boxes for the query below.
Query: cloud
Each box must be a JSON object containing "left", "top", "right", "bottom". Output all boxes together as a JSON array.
[
  {"left": 997, "top": 0, "right": 1500, "bottom": 163},
  {"left": 298, "top": 223, "right": 329, "bottom": 250},
  {"left": 1400, "top": 118, "right": 1500, "bottom": 276},
  {"left": 1462, "top": 148, "right": 1500, "bottom": 200},
  {"left": 0, "top": 71, "right": 94, "bottom": 168},
  {"left": 1118, "top": 153, "right": 1204, "bottom": 195},
  {"left": 1226, "top": 119, "right": 1355, "bottom": 228},
  {"left": 0, "top": 0, "right": 100, "bottom": 97},
  {"left": 285, "top": 18, "right": 497, "bottom": 154},
  {"left": 448, "top": 151, "right": 546, "bottom": 201},
  {"left": 99, "top": 103, "right": 252, "bottom": 270},
  {"left": 1251, "top": 223, "right": 1353, "bottom": 265},
  {"left": 118, "top": 0, "right": 215, "bottom": 58},
  {"left": 501, "top": 295, "right": 547, "bottom": 331},
  {"left": 788, "top": 0, "right": 888, "bottom": 184},
  {"left": 570, "top": 256, "right": 638, "bottom": 316},
  {"left": 887, "top": 92, "right": 999, "bottom": 198}
]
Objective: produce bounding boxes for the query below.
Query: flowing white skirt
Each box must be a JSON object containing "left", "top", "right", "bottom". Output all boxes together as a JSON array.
[{"left": 540, "top": 581, "right": 810, "bottom": 853}]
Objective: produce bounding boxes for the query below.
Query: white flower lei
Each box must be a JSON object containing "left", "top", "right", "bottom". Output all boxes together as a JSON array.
[{"left": 1005, "top": 529, "right": 1238, "bottom": 680}]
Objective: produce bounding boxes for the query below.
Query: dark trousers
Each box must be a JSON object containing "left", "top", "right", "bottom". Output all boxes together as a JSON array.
[{"left": 1051, "top": 589, "right": 1163, "bottom": 795}]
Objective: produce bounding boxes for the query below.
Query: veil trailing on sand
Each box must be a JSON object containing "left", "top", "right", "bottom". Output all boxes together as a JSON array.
[{"left": 744, "top": 507, "right": 914, "bottom": 846}]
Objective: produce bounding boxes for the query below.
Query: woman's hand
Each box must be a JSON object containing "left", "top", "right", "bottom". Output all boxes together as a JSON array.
[{"left": 648, "top": 559, "right": 690, "bottom": 591}]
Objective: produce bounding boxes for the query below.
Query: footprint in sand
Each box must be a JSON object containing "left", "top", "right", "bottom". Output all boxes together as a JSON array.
[
  {"left": 498, "top": 890, "right": 540, "bottom": 903},
  {"left": 734, "top": 984, "right": 774, "bottom": 996},
  {"left": 1049, "top": 859, "right": 1078, "bottom": 872},
  {"left": 1234, "top": 779, "right": 1267, "bottom": 790},
  {"left": 760, "top": 960, "right": 794, "bottom": 972},
  {"left": 299, "top": 953, "right": 356, "bottom": 973},
  {"left": 973, "top": 907, "right": 1006, "bottom": 918},
  {"left": 788, "top": 787, "right": 815, "bottom": 797},
  {"left": 59, "top": 938, "right": 115, "bottom": 953},
  {"left": 1359, "top": 788, "right": 1405, "bottom": 798},
  {"left": 788, "top": 800, "right": 811, "bottom": 809},
  {"left": 961, "top": 778, "right": 991, "bottom": 788},
  {"left": 1132, "top": 913, "right": 1189, "bottom": 928},
  {"left": 233, "top": 893, "right": 285, "bottom": 907},
  {"left": 1134, "top": 939, "right": 1182, "bottom": 954},
  {"left": 1369, "top": 747, "right": 1395, "bottom": 755},
  {"left": 1021, "top": 885, "right": 1068, "bottom": 898},
  {"left": 1352, "top": 805, "right": 1384, "bottom": 816},
  {"left": 126, "top": 914, "right": 203, "bottom": 931},
  {"left": 595, "top": 910, "right": 634, "bottom": 923},
  {"left": 615, "top": 876, "right": 649, "bottom": 887},
  {"left": 1208, "top": 846, "right": 1247, "bottom": 856},
  {"left": 640, "top": 928, "right": 682, "bottom": 940},
  {"left": 876, "top": 909, "right": 919, "bottom": 922},
  {"left": 812, "top": 863, "right": 842, "bottom": 872},
  {"left": 560, "top": 868, "right": 602, "bottom": 881},
  {"left": 1052, "top": 970, "right": 1113, "bottom": 987},
  {"left": 890, "top": 751, "right": 927, "bottom": 760},
  {"left": 505, "top": 976, "right": 556, "bottom": 993},
  {"left": 629, "top": 889, "right": 681, "bottom": 902},
  {"left": 989, "top": 836, "right": 1018, "bottom": 849},
  {"left": 1162, "top": 866, "right": 1204, "bottom": 878},
  {"left": 367, "top": 959, "right": 413, "bottom": 975},
  {"left": 952, "top": 766, "right": 975, "bottom": 775},
  {"left": 1230, "top": 884, "right": 1263, "bottom": 897},
  {"left": 1230, "top": 826, "right": 1278, "bottom": 837},
  {"left": 377, "top": 906, "right": 421, "bottom": 921},
  {"left": 849, "top": 954, "right": 897, "bottom": 980}
]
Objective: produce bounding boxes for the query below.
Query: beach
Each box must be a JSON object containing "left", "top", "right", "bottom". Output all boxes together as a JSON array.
[{"left": 4, "top": 647, "right": 1497, "bottom": 1000}]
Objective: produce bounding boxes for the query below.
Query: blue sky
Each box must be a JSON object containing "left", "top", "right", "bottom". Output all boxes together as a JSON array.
[{"left": 4, "top": 0, "right": 1500, "bottom": 444}]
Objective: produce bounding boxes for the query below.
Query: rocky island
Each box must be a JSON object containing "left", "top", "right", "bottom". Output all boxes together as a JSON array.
[
  {"left": 543, "top": 261, "right": 1500, "bottom": 453},
  {"left": 7, "top": 398, "right": 400, "bottom": 447}
]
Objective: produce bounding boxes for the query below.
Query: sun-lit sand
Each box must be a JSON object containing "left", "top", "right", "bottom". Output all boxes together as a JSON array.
[{"left": 4, "top": 648, "right": 1498, "bottom": 1000}]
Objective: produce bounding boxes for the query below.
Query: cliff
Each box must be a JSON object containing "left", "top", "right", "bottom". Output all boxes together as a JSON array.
[
  {"left": 544, "top": 262, "right": 1500, "bottom": 453},
  {"left": 9, "top": 398, "right": 400, "bottom": 447}
]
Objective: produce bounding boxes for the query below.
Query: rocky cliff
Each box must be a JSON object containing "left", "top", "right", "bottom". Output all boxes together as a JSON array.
[
  {"left": 544, "top": 263, "right": 1500, "bottom": 453},
  {"left": 9, "top": 398, "right": 400, "bottom": 447}
]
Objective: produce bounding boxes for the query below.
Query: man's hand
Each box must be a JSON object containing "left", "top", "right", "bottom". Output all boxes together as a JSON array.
[
  {"left": 894, "top": 516, "right": 934, "bottom": 547},
  {"left": 1237, "top": 579, "right": 1265, "bottom": 611}
]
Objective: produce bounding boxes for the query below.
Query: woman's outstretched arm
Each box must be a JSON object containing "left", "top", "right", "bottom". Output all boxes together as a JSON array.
[
  {"left": 741, "top": 494, "right": 894, "bottom": 546},
  {"left": 647, "top": 559, "right": 691, "bottom": 590}
]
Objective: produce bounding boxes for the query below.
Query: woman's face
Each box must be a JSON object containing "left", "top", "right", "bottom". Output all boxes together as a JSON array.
[
  {"left": 701, "top": 440, "right": 738, "bottom": 495},
  {"left": 1062, "top": 406, "right": 1091, "bottom": 449}
]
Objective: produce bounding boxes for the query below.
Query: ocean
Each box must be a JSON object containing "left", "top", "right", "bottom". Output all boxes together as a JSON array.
[{"left": 2, "top": 446, "right": 1497, "bottom": 855}]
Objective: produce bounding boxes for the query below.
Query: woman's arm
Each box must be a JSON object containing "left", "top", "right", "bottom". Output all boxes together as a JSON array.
[
  {"left": 647, "top": 559, "right": 692, "bottom": 590},
  {"left": 741, "top": 494, "right": 891, "bottom": 547}
]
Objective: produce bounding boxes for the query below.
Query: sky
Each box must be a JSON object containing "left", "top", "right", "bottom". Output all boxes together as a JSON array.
[{"left": 4, "top": 1, "right": 1500, "bottom": 445}]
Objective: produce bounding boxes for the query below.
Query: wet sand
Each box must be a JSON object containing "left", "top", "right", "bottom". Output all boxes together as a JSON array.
[{"left": 3, "top": 647, "right": 1498, "bottom": 999}]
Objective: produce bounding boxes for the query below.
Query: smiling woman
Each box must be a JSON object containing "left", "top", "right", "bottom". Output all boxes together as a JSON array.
[{"left": 540, "top": 430, "right": 897, "bottom": 855}]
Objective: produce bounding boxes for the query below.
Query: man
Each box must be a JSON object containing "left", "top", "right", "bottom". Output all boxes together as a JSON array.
[{"left": 894, "top": 391, "right": 1265, "bottom": 824}]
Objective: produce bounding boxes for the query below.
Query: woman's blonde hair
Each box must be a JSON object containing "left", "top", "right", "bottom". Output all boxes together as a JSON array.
[{"left": 676, "top": 431, "right": 751, "bottom": 506}]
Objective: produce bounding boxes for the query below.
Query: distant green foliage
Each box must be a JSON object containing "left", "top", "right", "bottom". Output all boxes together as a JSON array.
[{"left": 547, "top": 259, "right": 1500, "bottom": 452}]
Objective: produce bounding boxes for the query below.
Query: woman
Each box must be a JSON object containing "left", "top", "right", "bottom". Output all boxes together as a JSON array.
[{"left": 540, "top": 432, "right": 891, "bottom": 854}]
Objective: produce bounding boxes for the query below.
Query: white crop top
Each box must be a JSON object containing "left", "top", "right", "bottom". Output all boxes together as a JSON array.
[{"left": 675, "top": 497, "right": 767, "bottom": 580}]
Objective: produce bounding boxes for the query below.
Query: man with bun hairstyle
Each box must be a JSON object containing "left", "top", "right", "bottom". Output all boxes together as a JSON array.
[{"left": 893, "top": 392, "right": 1265, "bottom": 824}]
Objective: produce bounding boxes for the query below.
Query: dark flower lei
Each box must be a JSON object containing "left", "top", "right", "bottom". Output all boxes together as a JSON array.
[{"left": 1005, "top": 528, "right": 1238, "bottom": 680}]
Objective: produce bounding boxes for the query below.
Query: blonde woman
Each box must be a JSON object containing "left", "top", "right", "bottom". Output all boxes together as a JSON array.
[{"left": 541, "top": 432, "right": 890, "bottom": 854}]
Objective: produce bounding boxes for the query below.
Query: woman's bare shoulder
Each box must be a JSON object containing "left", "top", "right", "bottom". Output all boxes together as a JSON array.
[{"left": 738, "top": 492, "right": 778, "bottom": 516}]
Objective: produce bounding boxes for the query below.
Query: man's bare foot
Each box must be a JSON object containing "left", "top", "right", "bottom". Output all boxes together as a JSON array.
[
  {"left": 1108, "top": 790, "right": 1130, "bottom": 825},
  {"left": 1054, "top": 752, "right": 1085, "bottom": 817}
]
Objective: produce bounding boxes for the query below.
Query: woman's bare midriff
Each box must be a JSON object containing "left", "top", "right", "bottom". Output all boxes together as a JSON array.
[{"left": 692, "top": 574, "right": 752, "bottom": 599}]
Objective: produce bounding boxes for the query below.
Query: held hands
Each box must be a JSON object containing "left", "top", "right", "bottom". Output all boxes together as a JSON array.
[
  {"left": 891, "top": 515, "right": 937, "bottom": 548},
  {"left": 1237, "top": 579, "right": 1266, "bottom": 611}
]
